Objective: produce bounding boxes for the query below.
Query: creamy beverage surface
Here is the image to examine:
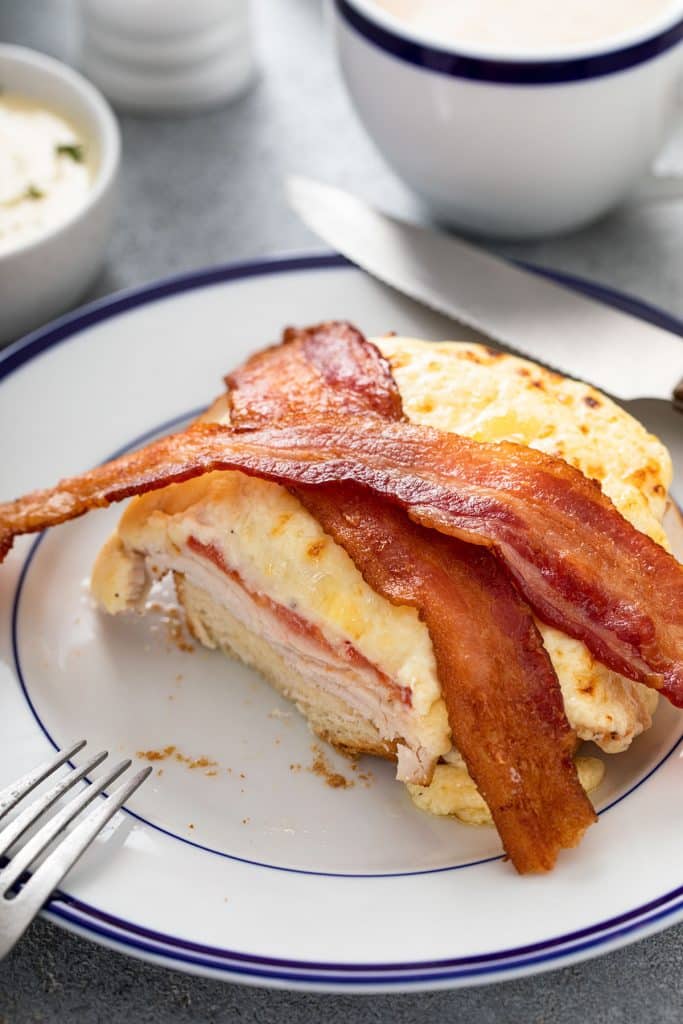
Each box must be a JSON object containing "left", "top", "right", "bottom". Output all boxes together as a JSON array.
[{"left": 371, "top": 0, "right": 677, "bottom": 53}]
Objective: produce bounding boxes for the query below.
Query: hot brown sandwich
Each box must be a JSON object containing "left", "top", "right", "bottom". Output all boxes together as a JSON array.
[{"left": 1, "top": 322, "right": 680, "bottom": 874}]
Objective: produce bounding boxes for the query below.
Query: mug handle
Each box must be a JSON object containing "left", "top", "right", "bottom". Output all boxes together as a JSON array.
[{"left": 632, "top": 77, "right": 683, "bottom": 202}]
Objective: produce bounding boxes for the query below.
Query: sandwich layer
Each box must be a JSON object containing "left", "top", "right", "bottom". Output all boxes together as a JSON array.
[
  {"left": 93, "top": 470, "right": 451, "bottom": 784},
  {"left": 178, "top": 573, "right": 402, "bottom": 760}
]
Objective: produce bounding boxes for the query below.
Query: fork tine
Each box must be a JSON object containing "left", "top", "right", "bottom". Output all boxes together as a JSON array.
[
  {"left": 0, "top": 741, "right": 87, "bottom": 823},
  {"left": 0, "top": 749, "right": 109, "bottom": 859},
  {"left": 0, "top": 767, "right": 151, "bottom": 961},
  {"left": 14, "top": 767, "right": 152, "bottom": 909},
  {"left": 0, "top": 759, "right": 132, "bottom": 895}
]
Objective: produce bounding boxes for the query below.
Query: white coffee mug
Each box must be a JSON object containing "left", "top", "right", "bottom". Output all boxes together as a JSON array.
[{"left": 330, "top": 0, "right": 683, "bottom": 239}]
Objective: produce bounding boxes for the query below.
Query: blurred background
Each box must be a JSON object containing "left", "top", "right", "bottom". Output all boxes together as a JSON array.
[{"left": 2, "top": 0, "right": 683, "bottom": 321}]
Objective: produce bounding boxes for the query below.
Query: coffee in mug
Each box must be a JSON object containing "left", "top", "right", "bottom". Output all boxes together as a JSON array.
[{"left": 372, "top": 0, "right": 676, "bottom": 52}]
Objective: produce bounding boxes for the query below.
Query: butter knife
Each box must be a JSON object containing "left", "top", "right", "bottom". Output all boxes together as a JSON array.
[{"left": 287, "top": 177, "right": 683, "bottom": 409}]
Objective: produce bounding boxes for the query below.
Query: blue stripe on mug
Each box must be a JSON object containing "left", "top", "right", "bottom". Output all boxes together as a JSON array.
[{"left": 335, "top": 0, "right": 683, "bottom": 84}]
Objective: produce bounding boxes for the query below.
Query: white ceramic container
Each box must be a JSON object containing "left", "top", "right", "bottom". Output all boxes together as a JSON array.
[
  {"left": 79, "top": 0, "right": 256, "bottom": 114},
  {"left": 330, "top": 0, "right": 683, "bottom": 238},
  {"left": 0, "top": 45, "right": 120, "bottom": 345}
]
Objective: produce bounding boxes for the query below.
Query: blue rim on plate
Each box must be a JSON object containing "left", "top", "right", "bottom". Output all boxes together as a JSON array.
[
  {"left": 334, "top": 0, "right": 683, "bottom": 85},
  {"left": 2, "top": 252, "right": 683, "bottom": 987}
]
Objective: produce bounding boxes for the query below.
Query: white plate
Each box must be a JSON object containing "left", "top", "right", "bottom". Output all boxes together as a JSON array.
[{"left": 1, "top": 254, "right": 682, "bottom": 992}]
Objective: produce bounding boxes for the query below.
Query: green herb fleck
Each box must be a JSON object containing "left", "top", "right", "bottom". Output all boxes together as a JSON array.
[
  {"left": 25, "top": 185, "right": 44, "bottom": 200},
  {"left": 56, "top": 142, "right": 85, "bottom": 163}
]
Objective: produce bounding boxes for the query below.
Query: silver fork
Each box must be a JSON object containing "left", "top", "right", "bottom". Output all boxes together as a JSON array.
[{"left": 0, "top": 741, "right": 151, "bottom": 958}]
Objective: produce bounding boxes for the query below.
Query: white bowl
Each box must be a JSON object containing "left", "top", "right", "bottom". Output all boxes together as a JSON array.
[
  {"left": 331, "top": 0, "right": 683, "bottom": 239},
  {"left": 0, "top": 45, "right": 120, "bottom": 345}
]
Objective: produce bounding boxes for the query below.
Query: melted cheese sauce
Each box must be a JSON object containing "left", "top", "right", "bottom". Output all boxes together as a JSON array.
[
  {"left": 372, "top": 0, "right": 675, "bottom": 53},
  {"left": 0, "top": 95, "right": 91, "bottom": 256}
]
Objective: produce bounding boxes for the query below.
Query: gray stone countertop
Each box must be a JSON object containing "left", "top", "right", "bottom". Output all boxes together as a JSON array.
[{"left": 1, "top": 2, "right": 682, "bottom": 1021}]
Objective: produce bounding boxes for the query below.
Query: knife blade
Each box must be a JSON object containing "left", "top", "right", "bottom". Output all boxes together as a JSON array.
[{"left": 287, "top": 176, "right": 683, "bottom": 407}]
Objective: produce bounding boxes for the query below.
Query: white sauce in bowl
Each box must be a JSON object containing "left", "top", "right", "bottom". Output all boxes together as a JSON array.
[{"left": 0, "top": 94, "right": 92, "bottom": 256}]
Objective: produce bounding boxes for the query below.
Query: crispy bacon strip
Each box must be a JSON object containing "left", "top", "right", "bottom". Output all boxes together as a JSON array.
[
  {"left": 1, "top": 393, "right": 682, "bottom": 706},
  {"left": 228, "top": 322, "right": 596, "bottom": 872},
  {"left": 301, "top": 485, "right": 595, "bottom": 869},
  {"left": 226, "top": 321, "right": 403, "bottom": 427}
]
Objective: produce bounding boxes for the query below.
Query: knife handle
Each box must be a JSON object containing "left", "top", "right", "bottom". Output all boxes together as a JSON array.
[{"left": 675, "top": 379, "right": 683, "bottom": 414}]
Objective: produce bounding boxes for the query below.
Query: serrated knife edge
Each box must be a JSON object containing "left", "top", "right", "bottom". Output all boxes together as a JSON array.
[{"left": 287, "top": 176, "right": 683, "bottom": 406}]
